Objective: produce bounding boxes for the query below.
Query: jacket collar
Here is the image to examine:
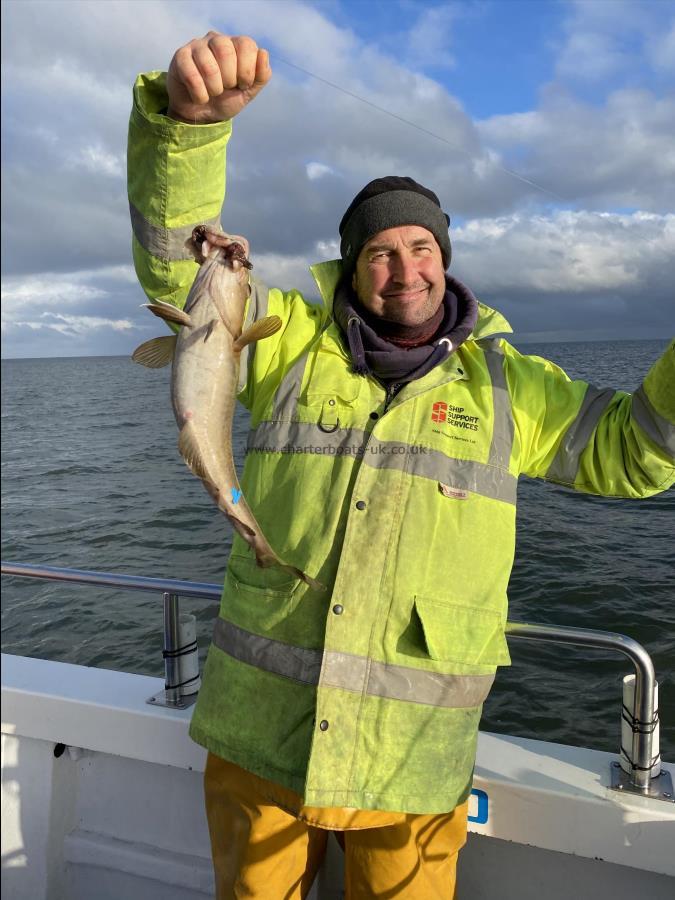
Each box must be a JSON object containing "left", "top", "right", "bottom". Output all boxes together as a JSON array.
[{"left": 309, "top": 259, "right": 513, "bottom": 341}]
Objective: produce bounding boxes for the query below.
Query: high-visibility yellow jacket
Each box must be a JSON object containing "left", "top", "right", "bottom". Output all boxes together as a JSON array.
[{"left": 128, "top": 72, "right": 675, "bottom": 815}]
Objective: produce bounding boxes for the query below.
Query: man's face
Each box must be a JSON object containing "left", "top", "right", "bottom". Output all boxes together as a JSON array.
[{"left": 351, "top": 225, "right": 446, "bottom": 326}]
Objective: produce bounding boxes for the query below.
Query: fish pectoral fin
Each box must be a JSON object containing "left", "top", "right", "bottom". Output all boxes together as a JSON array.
[
  {"left": 178, "top": 422, "right": 209, "bottom": 480},
  {"left": 203, "top": 318, "right": 219, "bottom": 342},
  {"left": 132, "top": 335, "right": 177, "bottom": 368},
  {"left": 144, "top": 301, "right": 193, "bottom": 327},
  {"left": 233, "top": 315, "right": 283, "bottom": 352}
]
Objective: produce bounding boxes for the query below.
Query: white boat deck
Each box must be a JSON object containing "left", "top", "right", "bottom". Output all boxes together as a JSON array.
[{"left": 2, "top": 652, "right": 674, "bottom": 899}]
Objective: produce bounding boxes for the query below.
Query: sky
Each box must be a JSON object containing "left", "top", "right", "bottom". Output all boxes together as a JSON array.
[{"left": 1, "top": 0, "right": 674, "bottom": 359}]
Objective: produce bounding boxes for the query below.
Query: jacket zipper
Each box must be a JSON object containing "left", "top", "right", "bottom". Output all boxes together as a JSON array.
[{"left": 383, "top": 382, "right": 400, "bottom": 413}]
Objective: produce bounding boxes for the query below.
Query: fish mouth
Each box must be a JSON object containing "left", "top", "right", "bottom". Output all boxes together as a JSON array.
[{"left": 192, "top": 226, "right": 253, "bottom": 270}]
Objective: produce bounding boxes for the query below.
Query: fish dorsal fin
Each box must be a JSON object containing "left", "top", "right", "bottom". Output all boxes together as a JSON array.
[
  {"left": 233, "top": 315, "right": 282, "bottom": 352},
  {"left": 178, "top": 421, "right": 209, "bottom": 480},
  {"left": 144, "top": 301, "right": 193, "bottom": 327},
  {"left": 131, "top": 335, "right": 177, "bottom": 368}
]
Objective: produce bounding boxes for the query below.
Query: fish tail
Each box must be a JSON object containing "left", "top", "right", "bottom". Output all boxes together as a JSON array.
[
  {"left": 255, "top": 551, "right": 324, "bottom": 592},
  {"left": 282, "top": 565, "right": 325, "bottom": 593}
]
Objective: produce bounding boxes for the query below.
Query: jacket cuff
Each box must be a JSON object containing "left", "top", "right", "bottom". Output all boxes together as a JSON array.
[
  {"left": 131, "top": 70, "right": 232, "bottom": 146},
  {"left": 643, "top": 339, "right": 675, "bottom": 424}
]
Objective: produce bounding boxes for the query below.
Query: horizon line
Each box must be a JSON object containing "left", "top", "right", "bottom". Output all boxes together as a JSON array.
[{"left": 1, "top": 335, "right": 669, "bottom": 363}]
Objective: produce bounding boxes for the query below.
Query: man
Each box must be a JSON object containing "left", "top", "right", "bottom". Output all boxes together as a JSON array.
[{"left": 127, "top": 32, "right": 674, "bottom": 899}]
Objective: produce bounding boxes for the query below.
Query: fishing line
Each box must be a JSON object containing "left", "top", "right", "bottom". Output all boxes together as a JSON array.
[
  {"left": 273, "top": 54, "right": 568, "bottom": 204},
  {"left": 272, "top": 53, "right": 666, "bottom": 257}
]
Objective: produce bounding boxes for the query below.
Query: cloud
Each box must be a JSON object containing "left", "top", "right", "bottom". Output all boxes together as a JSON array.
[
  {"left": 1, "top": 265, "right": 141, "bottom": 355},
  {"left": 451, "top": 210, "right": 675, "bottom": 340},
  {"left": 404, "top": 4, "right": 460, "bottom": 70},
  {"left": 553, "top": 0, "right": 675, "bottom": 83},
  {"left": 478, "top": 87, "right": 675, "bottom": 212},
  {"left": 2, "top": 0, "right": 205, "bottom": 87},
  {"left": 2, "top": 264, "right": 136, "bottom": 308},
  {"left": 2, "top": 0, "right": 674, "bottom": 358},
  {"left": 453, "top": 210, "right": 674, "bottom": 293},
  {"left": 218, "top": 0, "right": 359, "bottom": 84},
  {"left": 306, "top": 162, "right": 336, "bottom": 181},
  {"left": 650, "top": 21, "right": 675, "bottom": 73},
  {"left": 252, "top": 252, "right": 321, "bottom": 299},
  {"left": 12, "top": 313, "right": 134, "bottom": 338},
  {"left": 66, "top": 144, "right": 125, "bottom": 179},
  {"left": 556, "top": 30, "right": 629, "bottom": 82}
]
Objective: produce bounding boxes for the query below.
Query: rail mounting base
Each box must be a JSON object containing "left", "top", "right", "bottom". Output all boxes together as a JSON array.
[
  {"left": 609, "top": 760, "right": 674, "bottom": 802},
  {"left": 146, "top": 692, "right": 198, "bottom": 710}
]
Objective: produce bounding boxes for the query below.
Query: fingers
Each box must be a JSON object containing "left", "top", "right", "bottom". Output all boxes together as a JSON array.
[
  {"left": 172, "top": 33, "right": 270, "bottom": 104},
  {"left": 195, "top": 228, "right": 250, "bottom": 263},
  {"left": 192, "top": 44, "right": 224, "bottom": 99},
  {"left": 230, "top": 36, "right": 259, "bottom": 90},
  {"left": 171, "top": 44, "right": 211, "bottom": 105},
  {"left": 207, "top": 33, "right": 237, "bottom": 91},
  {"left": 224, "top": 234, "right": 251, "bottom": 258},
  {"left": 199, "top": 228, "right": 250, "bottom": 256},
  {"left": 253, "top": 48, "right": 272, "bottom": 89}
]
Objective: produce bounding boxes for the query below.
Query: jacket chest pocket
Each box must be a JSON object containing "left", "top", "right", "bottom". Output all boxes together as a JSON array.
[
  {"left": 303, "top": 379, "right": 363, "bottom": 432},
  {"left": 315, "top": 396, "right": 341, "bottom": 431},
  {"left": 299, "top": 343, "right": 365, "bottom": 427},
  {"left": 414, "top": 597, "right": 511, "bottom": 672}
]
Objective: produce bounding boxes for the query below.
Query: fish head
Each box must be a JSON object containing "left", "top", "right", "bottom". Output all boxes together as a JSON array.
[
  {"left": 187, "top": 226, "right": 251, "bottom": 272},
  {"left": 184, "top": 226, "right": 252, "bottom": 330}
]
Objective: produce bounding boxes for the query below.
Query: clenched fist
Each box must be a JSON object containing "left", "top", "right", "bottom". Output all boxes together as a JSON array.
[{"left": 167, "top": 32, "right": 271, "bottom": 124}]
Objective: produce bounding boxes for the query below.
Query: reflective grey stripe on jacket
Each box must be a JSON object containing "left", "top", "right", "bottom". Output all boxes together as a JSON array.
[
  {"left": 238, "top": 282, "right": 269, "bottom": 394},
  {"left": 478, "top": 339, "right": 514, "bottom": 470},
  {"left": 271, "top": 320, "right": 333, "bottom": 419},
  {"left": 253, "top": 334, "right": 517, "bottom": 504},
  {"left": 272, "top": 351, "right": 312, "bottom": 420},
  {"left": 632, "top": 385, "right": 675, "bottom": 457},
  {"left": 546, "top": 385, "right": 616, "bottom": 484},
  {"left": 247, "top": 421, "right": 517, "bottom": 505},
  {"left": 129, "top": 201, "right": 221, "bottom": 260},
  {"left": 213, "top": 618, "right": 495, "bottom": 709}
]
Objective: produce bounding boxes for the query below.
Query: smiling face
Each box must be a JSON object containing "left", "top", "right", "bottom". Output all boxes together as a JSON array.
[{"left": 351, "top": 225, "right": 447, "bottom": 326}]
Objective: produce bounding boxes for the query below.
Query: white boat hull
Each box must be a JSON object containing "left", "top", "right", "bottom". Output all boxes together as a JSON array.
[{"left": 2, "top": 653, "right": 674, "bottom": 899}]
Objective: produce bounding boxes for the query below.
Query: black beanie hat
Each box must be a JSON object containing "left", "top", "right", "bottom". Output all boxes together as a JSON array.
[{"left": 339, "top": 176, "right": 451, "bottom": 275}]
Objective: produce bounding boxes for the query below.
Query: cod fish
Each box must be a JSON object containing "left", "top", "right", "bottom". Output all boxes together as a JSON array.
[{"left": 132, "top": 226, "right": 321, "bottom": 590}]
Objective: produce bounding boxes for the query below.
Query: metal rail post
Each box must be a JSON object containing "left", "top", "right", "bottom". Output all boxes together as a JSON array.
[
  {"left": 506, "top": 622, "right": 668, "bottom": 799},
  {"left": 162, "top": 592, "right": 181, "bottom": 705}
]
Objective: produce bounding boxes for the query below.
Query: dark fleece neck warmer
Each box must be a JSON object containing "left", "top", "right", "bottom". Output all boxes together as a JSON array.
[{"left": 332, "top": 275, "right": 478, "bottom": 387}]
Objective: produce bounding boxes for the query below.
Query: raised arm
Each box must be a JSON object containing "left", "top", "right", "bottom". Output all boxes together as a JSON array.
[
  {"left": 127, "top": 33, "right": 271, "bottom": 310},
  {"left": 503, "top": 340, "right": 675, "bottom": 498}
]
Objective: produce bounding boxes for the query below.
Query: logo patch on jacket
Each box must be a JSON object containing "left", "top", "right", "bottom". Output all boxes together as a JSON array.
[{"left": 430, "top": 402, "right": 480, "bottom": 432}]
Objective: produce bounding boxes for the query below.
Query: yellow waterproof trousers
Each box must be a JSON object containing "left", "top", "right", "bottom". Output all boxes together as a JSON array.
[{"left": 205, "top": 754, "right": 468, "bottom": 899}]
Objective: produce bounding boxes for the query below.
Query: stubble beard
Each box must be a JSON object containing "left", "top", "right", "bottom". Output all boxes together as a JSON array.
[{"left": 356, "top": 281, "right": 446, "bottom": 327}]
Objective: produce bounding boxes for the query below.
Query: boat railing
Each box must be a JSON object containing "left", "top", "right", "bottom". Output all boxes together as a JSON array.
[{"left": 1, "top": 560, "right": 671, "bottom": 803}]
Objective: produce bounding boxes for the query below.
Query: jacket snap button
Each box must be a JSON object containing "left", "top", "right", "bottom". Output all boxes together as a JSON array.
[
  {"left": 355, "top": 500, "right": 366, "bottom": 510},
  {"left": 319, "top": 720, "right": 329, "bottom": 731},
  {"left": 333, "top": 604, "right": 344, "bottom": 615},
  {"left": 370, "top": 412, "right": 379, "bottom": 420},
  {"left": 328, "top": 398, "right": 336, "bottom": 406}
]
